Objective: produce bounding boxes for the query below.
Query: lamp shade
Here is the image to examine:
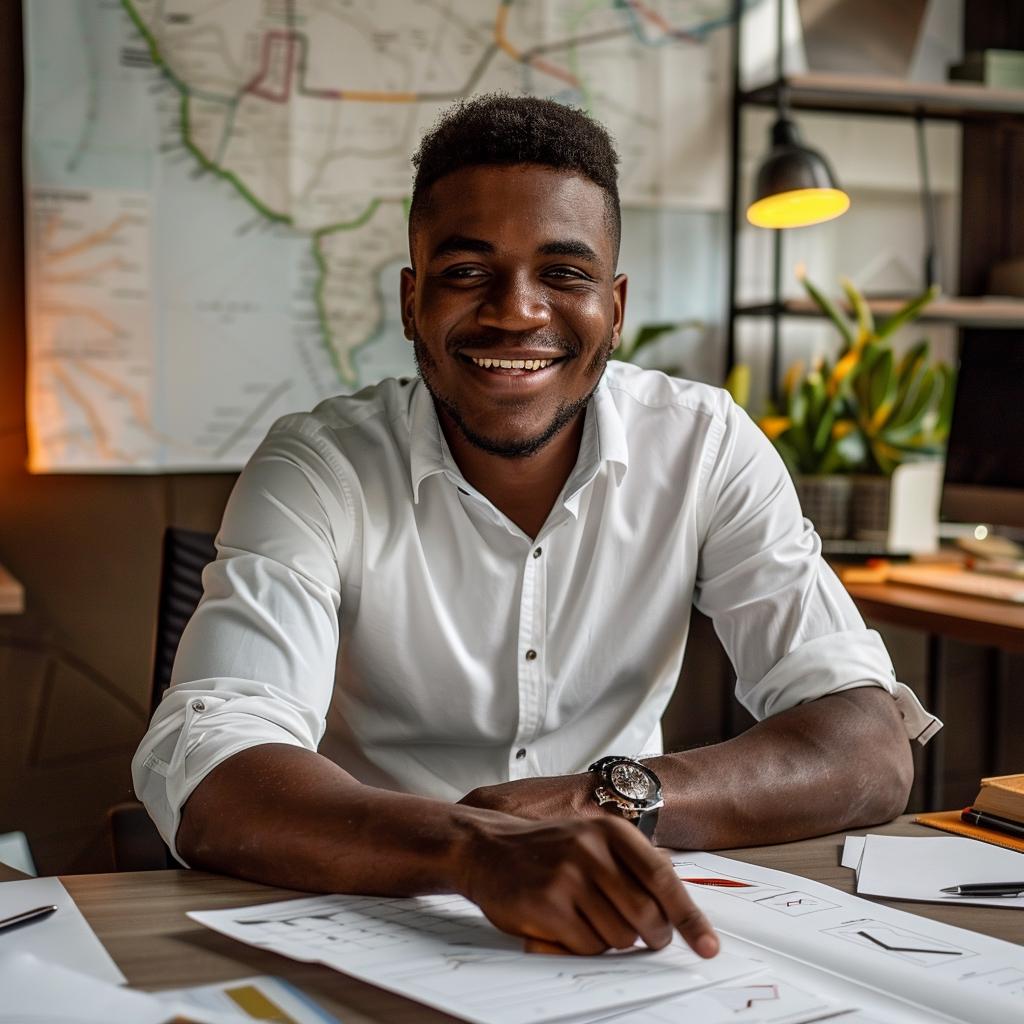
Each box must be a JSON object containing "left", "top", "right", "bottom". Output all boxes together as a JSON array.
[{"left": 747, "top": 119, "right": 850, "bottom": 229}]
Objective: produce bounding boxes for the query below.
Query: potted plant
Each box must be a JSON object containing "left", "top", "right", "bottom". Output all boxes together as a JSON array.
[
  {"left": 749, "top": 269, "right": 954, "bottom": 540},
  {"left": 794, "top": 269, "right": 954, "bottom": 540}
]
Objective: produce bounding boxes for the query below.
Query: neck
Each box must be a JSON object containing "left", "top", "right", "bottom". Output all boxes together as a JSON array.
[{"left": 437, "top": 407, "right": 586, "bottom": 540}]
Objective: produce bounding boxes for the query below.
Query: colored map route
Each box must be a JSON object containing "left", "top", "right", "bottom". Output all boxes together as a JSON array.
[{"left": 24, "top": 0, "right": 738, "bottom": 470}]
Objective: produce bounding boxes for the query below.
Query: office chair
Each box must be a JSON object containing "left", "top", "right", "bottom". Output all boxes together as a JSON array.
[{"left": 109, "top": 527, "right": 217, "bottom": 871}]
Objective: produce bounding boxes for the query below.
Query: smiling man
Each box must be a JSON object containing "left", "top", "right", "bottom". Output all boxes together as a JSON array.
[{"left": 134, "top": 96, "right": 939, "bottom": 959}]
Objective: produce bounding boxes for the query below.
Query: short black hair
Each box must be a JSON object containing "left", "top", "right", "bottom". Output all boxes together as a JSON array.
[{"left": 410, "top": 94, "right": 621, "bottom": 262}]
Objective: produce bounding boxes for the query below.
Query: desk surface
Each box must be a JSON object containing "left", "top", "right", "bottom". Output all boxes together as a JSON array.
[
  {"left": 843, "top": 579, "right": 1024, "bottom": 653},
  {"left": 3, "top": 816, "right": 1014, "bottom": 1022}
]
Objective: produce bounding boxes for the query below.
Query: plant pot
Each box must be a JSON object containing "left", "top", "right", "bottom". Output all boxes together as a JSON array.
[
  {"left": 851, "top": 475, "right": 890, "bottom": 541},
  {"left": 795, "top": 475, "right": 852, "bottom": 540}
]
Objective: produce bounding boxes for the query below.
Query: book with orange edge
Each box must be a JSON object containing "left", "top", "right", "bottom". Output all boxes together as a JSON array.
[
  {"left": 916, "top": 809, "right": 1024, "bottom": 854},
  {"left": 972, "top": 772, "right": 1024, "bottom": 822}
]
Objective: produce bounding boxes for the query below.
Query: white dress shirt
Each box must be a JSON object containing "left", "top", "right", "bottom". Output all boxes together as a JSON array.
[{"left": 133, "top": 362, "right": 939, "bottom": 861}]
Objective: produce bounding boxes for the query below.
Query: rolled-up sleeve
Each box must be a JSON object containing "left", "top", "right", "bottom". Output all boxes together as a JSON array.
[
  {"left": 132, "top": 418, "right": 355, "bottom": 863},
  {"left": 694, "top": 401, "right": 941, "bottom": 745}
]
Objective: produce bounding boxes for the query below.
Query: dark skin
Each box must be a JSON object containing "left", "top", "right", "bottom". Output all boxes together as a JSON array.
[{"left": 177, "top": 164, "right": 914, "bottom": 958}]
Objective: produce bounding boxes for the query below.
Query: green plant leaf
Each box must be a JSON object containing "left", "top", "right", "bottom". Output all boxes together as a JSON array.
[
  {"left": 840, "top": 276, "right": 874, "bottom": 338},
  {"left": 872, "top": 350, "right": 899, "bottom": 431},
  {"left": 799, "top": 274, "right": 856, "bottom": 349},
  {"left": 875, "top": 284, "right": 940, "bottom": 340},
  {"left": 934, "top": 364, "right": 957, "bottom": 441}
]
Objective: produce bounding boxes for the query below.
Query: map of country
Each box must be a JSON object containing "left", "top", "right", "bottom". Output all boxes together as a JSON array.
[{"left": 25, "top": 0, "right": 734, "bottom": 471}]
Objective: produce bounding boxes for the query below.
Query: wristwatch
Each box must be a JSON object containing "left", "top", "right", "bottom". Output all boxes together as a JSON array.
[{"left": 589, "top": 756, "right": 664, "bottom": 839}]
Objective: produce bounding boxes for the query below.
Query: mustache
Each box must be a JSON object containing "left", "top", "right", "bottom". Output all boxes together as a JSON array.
[{"left": 445, "top": 328, "right": 580, "bottom": 359}]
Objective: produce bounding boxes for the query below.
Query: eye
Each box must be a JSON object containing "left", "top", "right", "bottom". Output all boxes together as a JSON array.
[
  {"left": 441, "top": 264, "right": 488, "bottom": 280},
  {"left": 543, "top": 265, "right": 594, "bottom": 282}
]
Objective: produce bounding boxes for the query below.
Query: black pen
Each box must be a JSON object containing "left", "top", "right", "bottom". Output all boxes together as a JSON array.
[
  {"left": 0, "top": 904, "right": 58, "bottom": 932},
  {"left": 940, "top": 882, "right": 1024, "bottom": 897},
  {"left": 961, "top": 807, "right": 1024, "bottom": 840}
]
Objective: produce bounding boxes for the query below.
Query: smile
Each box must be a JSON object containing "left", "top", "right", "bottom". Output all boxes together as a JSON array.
[{"left": 469, "top": 357, "right": 557, "bottom": 371}]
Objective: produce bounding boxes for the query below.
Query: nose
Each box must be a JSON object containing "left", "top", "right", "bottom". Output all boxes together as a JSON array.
[{"left": 477, "top": 269, "right": 551, "bottom": 333}]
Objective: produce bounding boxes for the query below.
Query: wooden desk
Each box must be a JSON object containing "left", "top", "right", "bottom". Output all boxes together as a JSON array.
[
  {"left": 843, "top": 580, "right": 1024, "bottom": 655},
  {"left": 842, "top": 578, "right": 1024, "bottom": 810},
  {"left": 29, "top": 816, "right": 1019, "bottom": 1020}
]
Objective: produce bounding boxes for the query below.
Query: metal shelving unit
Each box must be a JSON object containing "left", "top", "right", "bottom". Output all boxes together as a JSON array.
[{"left": 724, "top": 9, "right": 1024, "bottom": 391}]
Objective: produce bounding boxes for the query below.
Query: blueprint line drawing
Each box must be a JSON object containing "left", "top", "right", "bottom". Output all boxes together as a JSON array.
[
  {"left": 674, "top": 862, "right": 784, "bottom": 902},
  {"left": 821, "top": 920, "right": 978, "bottom": 968},
  {"left": 753, "top": 891, "right": 840, "bottom": 917}
]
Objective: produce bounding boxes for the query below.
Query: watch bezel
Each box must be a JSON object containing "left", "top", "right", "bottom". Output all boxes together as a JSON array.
[{"left": 589, "top": 756, "right": 664, "bottom": 812}]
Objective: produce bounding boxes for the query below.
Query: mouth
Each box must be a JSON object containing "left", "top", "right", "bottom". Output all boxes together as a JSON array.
[
  {"left": 468, "top": 355, "right": 558, "bottom": 372},
  {"left": 460, "top": 350, "right": 568, "bottom": 379}
]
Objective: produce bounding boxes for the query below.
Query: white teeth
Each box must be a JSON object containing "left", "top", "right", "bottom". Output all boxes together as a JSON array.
[{"left": 470, "top": 356, "right": 555, "bottom": 370}]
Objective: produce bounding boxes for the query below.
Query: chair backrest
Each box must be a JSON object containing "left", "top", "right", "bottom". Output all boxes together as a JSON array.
[{"left": 151, "top": 527, "right": 217, "bottom": 715}]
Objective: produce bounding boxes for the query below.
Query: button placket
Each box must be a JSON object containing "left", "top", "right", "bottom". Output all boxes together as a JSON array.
[{"left": 511, "top": 542, "right": 547, "bottom": 777}]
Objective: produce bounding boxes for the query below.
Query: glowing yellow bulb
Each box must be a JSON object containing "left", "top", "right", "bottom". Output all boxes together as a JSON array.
[
  {"left": 747, "top": 188, "right": 851, "bottom": 229},
  {"left": 975, "top": 524, "right": 989, "bottom": 540}
]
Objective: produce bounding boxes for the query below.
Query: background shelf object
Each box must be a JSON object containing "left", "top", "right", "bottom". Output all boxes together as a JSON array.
[
  {"left": 743, "top": 73, "right": 1024, "bottom": 120},
  {"left": 734, "top": 297, "right": 1024, "bottom": 329},
  {"left": 0, "top": 561, "right": 24, "bottom": 614}
]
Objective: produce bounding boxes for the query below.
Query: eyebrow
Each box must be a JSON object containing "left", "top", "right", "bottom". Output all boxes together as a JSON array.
[
  {"left": 538, "top": 239, "right": 601, "bottom": 262},
  {"left": 430, "top": 235, "right": 496, "bottom": 260}
]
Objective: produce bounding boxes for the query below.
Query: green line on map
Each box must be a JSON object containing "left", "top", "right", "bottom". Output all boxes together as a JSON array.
[{"left": 311, "top": 199, "right": 383, "bottom": 385}]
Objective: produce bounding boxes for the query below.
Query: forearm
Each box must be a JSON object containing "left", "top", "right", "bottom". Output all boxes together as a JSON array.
[
  {"left": 176, "top": 743, "right": 499, "bottom": 896},
  {"left": 460, "top": 687, "right": 913, "bottom": 849},
  {"left": 176, "top": 742, "right": 721, "bottom": 958},
  {"left": 647, "top": 687, "right": 914, "bottom": 849}
]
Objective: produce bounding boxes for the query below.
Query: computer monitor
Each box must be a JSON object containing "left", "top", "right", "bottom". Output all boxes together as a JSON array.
[{"left": 941, "top": 329, "right": 1024, "bottom": 529}]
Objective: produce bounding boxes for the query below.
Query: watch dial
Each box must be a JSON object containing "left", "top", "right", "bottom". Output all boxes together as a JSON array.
[{"left": 610, "top": 763, "right": 653, "bottom": 801}]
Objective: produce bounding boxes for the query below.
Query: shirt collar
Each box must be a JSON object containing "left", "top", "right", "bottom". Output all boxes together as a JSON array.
[{"left": 408, "top": 372, "right": 629, "bottom": 507}]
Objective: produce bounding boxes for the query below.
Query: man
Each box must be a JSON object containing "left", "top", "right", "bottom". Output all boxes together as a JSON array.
[{"left": 134, "top": 96, "right": 938, "bottom": 960}]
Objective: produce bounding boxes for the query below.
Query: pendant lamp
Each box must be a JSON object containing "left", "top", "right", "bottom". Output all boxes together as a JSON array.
[{"left": 747, "top": 117, "right": 850, "bottom": 229}]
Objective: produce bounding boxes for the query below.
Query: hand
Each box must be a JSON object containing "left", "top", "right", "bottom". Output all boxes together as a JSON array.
[
  {"left": 459, "top": 772, "right": 604, "bottom": 821},
  {"left": 456, "top": 813, "right": 719, "bottom": 958}
]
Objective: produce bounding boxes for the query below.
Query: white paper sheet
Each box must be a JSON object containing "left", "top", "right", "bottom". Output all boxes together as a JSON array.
[
  {"left": 188, "top": 891, "right": 763, "bottom": 1024},
  {"left": 671, "top": 853, "right": 1024, "bottom": 1024},
  {"left": 603, "top": 972, "right": 850, "bottom": 1024},
  {"left": 856, "top": 834, "right": 1024, "bottom": 909},
  {"left": 0, "top": 876, "right": 125, "bottom": 984},
  {"left": 843, "top": 836, "right": 867, "bottom": 874},
  {"left": 0, "top": 951, "right": 176, "bottom": 1024}
]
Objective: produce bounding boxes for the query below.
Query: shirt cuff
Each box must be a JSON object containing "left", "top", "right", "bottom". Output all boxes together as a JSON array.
[
  {"left": 737, "top": 629, "right": 942, "bottom": 746},
  {"left": 132, "top": 686, "right": 317, "bottom": 865}
]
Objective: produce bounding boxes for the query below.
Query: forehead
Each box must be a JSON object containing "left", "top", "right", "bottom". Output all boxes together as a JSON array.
[{"left": 414, "top": 164, "right": 612, "bottom": 256}]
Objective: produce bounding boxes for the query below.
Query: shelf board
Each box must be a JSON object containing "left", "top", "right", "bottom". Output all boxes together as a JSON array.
[
  {"left": 742, "top": 73, "right": 1024, "bottom": 120},
  {"left": 734, "top": 297, "right": 1024, "bottom": 329},
  {"left": 0, "top": 561, "right": 24, "bottom": 614}
]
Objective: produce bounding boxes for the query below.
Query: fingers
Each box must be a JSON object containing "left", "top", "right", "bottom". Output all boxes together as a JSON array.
[
  {"left": 518, "top": 898, "right": 616, "bottom": 956},
  {"left": 524, "top": 937, "right": 574, "bottom": 954},
  {"left": 603, "top": 821, "right": 720, "bottom": 958},
  {"left": 573, "top": 838, "right": 673, "bottom": 950}
]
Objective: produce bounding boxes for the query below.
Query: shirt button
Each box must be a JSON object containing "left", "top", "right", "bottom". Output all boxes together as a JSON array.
[
  {"left": 525, "top": 649, "right": 537, "bottom": 661},
  {"left": 191, "top": 699, "right": 206, "bottom": 713},
  {"left": 515, "top": 748, "right": 527, "bottom": 760},
  {"left": 533, "top": 548, "right": 542, "bottom": 558}
]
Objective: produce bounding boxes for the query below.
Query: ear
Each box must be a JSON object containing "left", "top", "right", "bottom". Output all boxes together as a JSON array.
[
  {"left": 400, "top": 266, "right": 417, "bottom": 341},
  {"left": 610, "top": 274, "right": 628, "bottom": 352}
]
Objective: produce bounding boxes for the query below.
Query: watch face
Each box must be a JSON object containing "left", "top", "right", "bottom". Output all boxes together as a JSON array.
[{"left": 610, "top": 762, "right": 654, "bottom": 802}]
